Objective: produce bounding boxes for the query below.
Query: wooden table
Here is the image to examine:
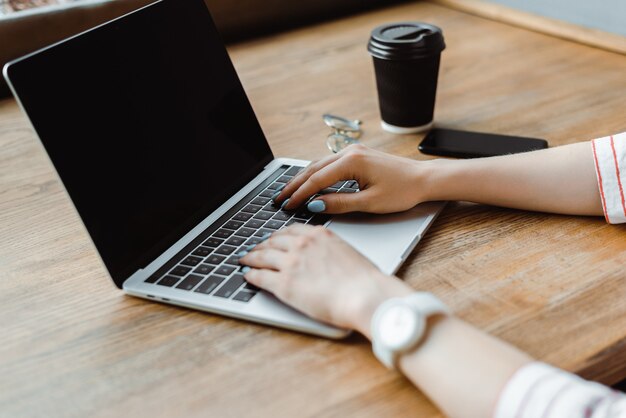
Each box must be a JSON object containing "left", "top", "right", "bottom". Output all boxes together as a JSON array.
[{"left": 1, "top": 2, "right": 625, "bottom": 417}]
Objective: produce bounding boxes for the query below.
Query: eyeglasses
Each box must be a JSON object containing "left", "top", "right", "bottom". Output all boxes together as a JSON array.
[{"left": 323, "top": 114, "right": 362, "bottom": 153}]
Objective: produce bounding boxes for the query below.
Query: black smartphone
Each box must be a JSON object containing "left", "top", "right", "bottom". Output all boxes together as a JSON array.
[{"left": 418, "top": 128, "right": 548, "bottom": 158}]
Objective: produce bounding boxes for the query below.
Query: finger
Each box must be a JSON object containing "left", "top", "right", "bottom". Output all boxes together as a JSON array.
[
  {"left": 274, "top": 154, "right": 342, "bottom": 203},
  {"left": 248, "top": 224, "right": 314, "bottom": 251},
  {"left": 282, "top": 158, "right": 354, "bottom": 210},
  {"left": 305, "top": 190, "right": 375, "bottom": 214},
  {"left": 244, "top": 268, "right": 282, "bottom": 293},
  {"left": 253, "top": 233, "right": 297, "bottom": 252},
  {"left": 274, "top": 223, "right": 315, "bottom": 236},
  {"left": 239, "top": 248, "right": 286, "bottom": 270}
]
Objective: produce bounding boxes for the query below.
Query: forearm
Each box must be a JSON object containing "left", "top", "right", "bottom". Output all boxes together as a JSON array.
[
  {"left": 423, "top": 142, "right": 603, "bottom": 216},
  {"left": 398, "top": 316, "right": 531, "bottom": 418},
  {"left": 355, "top": 304, "right": 532, "bottom": 418}
]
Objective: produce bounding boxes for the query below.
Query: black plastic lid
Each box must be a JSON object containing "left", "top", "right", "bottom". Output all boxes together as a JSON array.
[{"left": 367, "top": 22, "right": 445, "bottom": 60}]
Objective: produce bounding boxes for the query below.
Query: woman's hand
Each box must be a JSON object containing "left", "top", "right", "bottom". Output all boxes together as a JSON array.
[
  {"left": 239, "top": 224, "right": 412, "bottom": 337},
  {"left": 276, "top": 144, "right": 432, "bottom": 214}
]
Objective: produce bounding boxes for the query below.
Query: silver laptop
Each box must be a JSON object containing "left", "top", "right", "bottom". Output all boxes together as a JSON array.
[{"left": 3, "top": 0, "right": 443, "bottom": 338}]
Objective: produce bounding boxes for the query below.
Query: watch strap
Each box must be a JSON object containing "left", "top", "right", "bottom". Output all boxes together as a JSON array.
[{"left": 404, "top": 292, "right": 450, "bottom": 318}]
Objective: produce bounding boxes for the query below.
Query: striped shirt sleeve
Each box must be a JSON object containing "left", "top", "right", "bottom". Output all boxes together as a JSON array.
[
  {"left": 494, "top": 362, "right": 626, "bottom": 418},
  {"left": 591, "top": 132, "right": 626, "bottom": 224}
]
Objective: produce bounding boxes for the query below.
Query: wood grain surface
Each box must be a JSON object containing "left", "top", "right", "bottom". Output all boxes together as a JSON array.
[{"left": 1, "top": 2, "right": 626, "bottom": 417}]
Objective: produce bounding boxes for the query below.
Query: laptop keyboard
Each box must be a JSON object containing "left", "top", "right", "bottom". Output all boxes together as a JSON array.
[{"left": 144, "top": 165, "right": 359, "bottom": 303}]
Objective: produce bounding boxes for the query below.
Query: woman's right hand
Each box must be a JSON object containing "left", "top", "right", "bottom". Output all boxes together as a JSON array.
[{"left": 277, "top": 144, "right": 432, "bottom": 214}]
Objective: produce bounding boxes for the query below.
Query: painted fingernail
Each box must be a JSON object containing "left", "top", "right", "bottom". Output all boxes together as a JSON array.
[
  {"left": 236, "top": 250, "right": 248, "bottom": 257},
  {"left": 244, "top": 244, "right": 256, "bottom": 251},
  {"left": 241, "top": 266, "right": 251, "bottom": 274},
  {"left": 276, "top": 183, "right": 286, "bottom": 192},
  {"left": 307, "top": 200, "right": 326, "bottom": 213},
  {"left": 271, "top": 190, "right": 281, "bottom": 202},
  {"left": 280, "top": 198, "right": 290, "bottom": 209},
  {"left": 259, "top": 232, "right": 272, "bottom": 242}
]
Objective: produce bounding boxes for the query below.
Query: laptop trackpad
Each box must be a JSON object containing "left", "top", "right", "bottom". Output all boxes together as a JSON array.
[{"left": 326, "top": 202, "right": 444, "bottom": 275}]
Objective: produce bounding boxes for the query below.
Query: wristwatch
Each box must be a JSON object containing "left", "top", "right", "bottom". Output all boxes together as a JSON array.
[{"left": 371, "top": 292, "right": 450, "bottom": 369}]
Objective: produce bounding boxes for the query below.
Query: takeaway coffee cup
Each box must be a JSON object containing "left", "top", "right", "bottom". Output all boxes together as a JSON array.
[{"left": 367, "top": 22, "right": 445, "bottom": 134}]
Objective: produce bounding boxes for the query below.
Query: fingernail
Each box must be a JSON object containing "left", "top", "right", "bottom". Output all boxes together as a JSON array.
[
  {"left": 259, "top": 232, "right": 272, "bottom": 242},
  {"left": 271, "top": 190, "right": 281, "bottom": 202},
  {"left": 280, "top": 198, "right": 290, "bottom": 209},
  {"left": 236, "top": 250, "right": 248, "bottom": 257},
  {"left": 241, "top": 266, "right": 251, "bottom": 274},
  {"left": 307, "top": 200, "right": 326, "bottom": 213},
  {"left": 244, "top": 244, "right": 256, "bottom": 251},
  {"left": 276, "top": 183, "right": 286, "bottom": 192}
]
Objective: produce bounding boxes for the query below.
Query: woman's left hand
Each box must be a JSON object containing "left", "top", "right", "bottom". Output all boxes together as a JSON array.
[{"left": 239, "top": 224, "right": 411, "bottom": 337}]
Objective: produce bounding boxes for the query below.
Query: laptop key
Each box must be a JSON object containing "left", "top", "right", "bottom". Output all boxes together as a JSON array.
[
  {"left": 339, "top": 188, "right": 357, "bottom": 193},
  {"left": 195, "top": 275, "right": 226, "bottom": 295},
  {"left": 346, "top": 180, "right": 359, "bottom": 189},
  {"left": 245, "top": 237, "right": 263, "bottom": 246},
  {"left": 224, "top": 255, "right": 241, "bottom": 266},
  {"left": 214, "top": 229, "right": 234, "bottom": 239},
  {"left": 214, "top": 274, "right": 246, "bottom": 298},
  {"left": 232, "top": 212, "right": 253, "bottom": 222},
  {"left": 145, "top": 275, "right": 159, "bottom": 283},
  {"left": 234, "top": 227, "right": 256, "bottom": 238},
  {"left": 244, "top": 281, "right": 259, "bottom": 291},
  {"left": 253, "top": 211, "right": 273, "bottom": 221},
  {"left": 203, "top": 237, "right": 224, "bottom": 248},
  {"left": 272, "top": 211, "right": 291, "bottom": 221},
  {"left": 251, "top": 196, "right": 270, "bottom": 206},
  {"left": 284, "top": 166, "right": 303, "bottom": 176},
  {"left": 259, "top": 189, "right": 275, "bottom": 198},
  {"left": 320, "top": 188, "right": 339, "bottom": 194},
  {"left": 225, "top": 236, "right": 246, "bottom": 246},
  {"left": 267, "top": 182, "right": 282, "bottom": 190},
  {"left": 241, "top": 204, "right": 262, "bottom": 213},
  {"left": 255, "top": 228, "right": 273, "bottom": 237},
  {"left": 224, "top": 220, "right": 244, "bottom": 230},
  {"left": 214, "top": 245, "right": 237, "bottom": 255},
  {"left": 206, "top": 254, "right": 226, "bottom": 265},
  {"left": 157, "top": 275, "right": 180, "bottom": 287},
  {"left": 244, "top": 219, "right": 265, "bottom": 229},
  {"left": 192, "top": 246, "right": 212, "bottom": 257},
  {"left": 176, "top": 274, "right": 204, "bottom": 291},
  {"left": 180, "top": 256, "right": 203, "bottom": 267},
  {"left": 193, "top": 264, "right": 215, "bottom": 275},
  {"left": 233, "top": 291, "right": 257, "bottom": 302},
  {"left": 215, "top": 265, "right": 237, "bottom": 276},
  {"left": 308, "top": 215, "right": 330, "bottom": 226},
  {"left": 263, "top": 202, "right": 281, "bottom": 212},
  {"left": 331, "top": 181, "right": 346, "bottom": 189},
  {"left": 265, "top": 220, "right": 284, "bottom": 230},
  {"left": 285, "top": 219, "right": 306, "bottom": 227},
  {"left": 275, "top": 175, "right": 292, "bottom": 183},
  {"left": 169, "top": 265, "right": 191, "bottom": 276},
  {"left": 294, "top": 209, "right": 312, "bottom": 219}
]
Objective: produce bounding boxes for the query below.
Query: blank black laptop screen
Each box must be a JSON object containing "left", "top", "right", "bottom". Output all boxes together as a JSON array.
[{"left": 5, "top": 0, "right": 274, "bottom": 287}]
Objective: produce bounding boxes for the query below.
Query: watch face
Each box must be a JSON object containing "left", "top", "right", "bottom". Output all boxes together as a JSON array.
[{"left": 378, "top": 304, "right": 424, "bottom": 350}]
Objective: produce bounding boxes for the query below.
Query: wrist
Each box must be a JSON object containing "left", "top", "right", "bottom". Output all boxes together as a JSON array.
[
  {"left": 420, "top": 158, "right": 469, "bottom": 202},
  {"left": 350, "top": 274, "right": 413, "bottom": 340}
]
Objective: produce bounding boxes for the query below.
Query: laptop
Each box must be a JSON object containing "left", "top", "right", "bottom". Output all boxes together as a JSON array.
[{"left": 3, "top": 0, "right": 444, "bottom": 338}]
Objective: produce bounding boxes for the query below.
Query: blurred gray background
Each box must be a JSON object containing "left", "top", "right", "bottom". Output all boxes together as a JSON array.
[{"left": 483, "top": 0, "right": 626, "bottom": 37}]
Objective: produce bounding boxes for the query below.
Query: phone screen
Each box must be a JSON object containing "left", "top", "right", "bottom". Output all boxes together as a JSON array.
[{"left": 419, "top": 128, "right": 548, "bottom": 158}]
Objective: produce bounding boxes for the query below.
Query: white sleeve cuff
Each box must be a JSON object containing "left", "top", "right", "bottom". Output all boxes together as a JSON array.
[
  {"left": 493, "top": 362, "right": 621, "bottom": 418},
  {"left": 591, "top": 132, "right": 626, "bottom": 224}
]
